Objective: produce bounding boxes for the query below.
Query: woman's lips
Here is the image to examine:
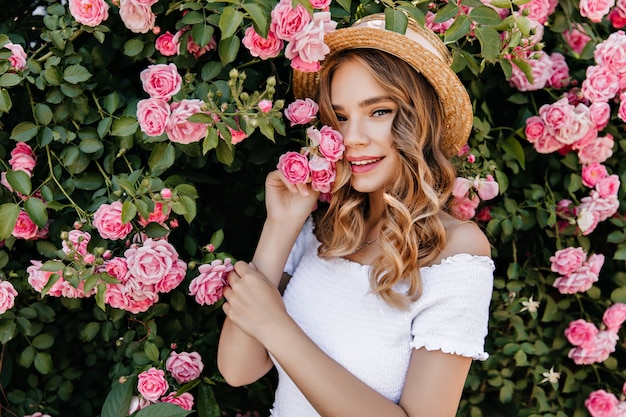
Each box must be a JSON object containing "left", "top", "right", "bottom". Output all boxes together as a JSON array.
[{"left": 348, "top": 157, "right": 383, "bottom": 174}]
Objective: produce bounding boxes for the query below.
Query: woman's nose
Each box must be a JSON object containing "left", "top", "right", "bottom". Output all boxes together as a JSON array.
[{"left": 341, "top": 120, "right": 368, "bottom": 147}]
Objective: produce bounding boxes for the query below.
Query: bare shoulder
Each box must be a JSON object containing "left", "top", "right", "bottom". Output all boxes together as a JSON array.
[{"left": 432, "top": 214, "right": 491, "bottom": 264}]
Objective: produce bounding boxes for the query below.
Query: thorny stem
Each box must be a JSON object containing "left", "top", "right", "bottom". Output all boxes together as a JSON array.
[
  {"left": 127, "top": 317, "right": 151, "bottom": 343},
  {"left": 45, "top": 146, "right": 87, "bottom": 221}
]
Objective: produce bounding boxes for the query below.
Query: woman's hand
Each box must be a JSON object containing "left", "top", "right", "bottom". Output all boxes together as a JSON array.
[
  {"left": 222, "top": 261, "right": 292, "bottom": 344},
  {"left": 265, "top": 170, "right": 320, "bottom": 225}
]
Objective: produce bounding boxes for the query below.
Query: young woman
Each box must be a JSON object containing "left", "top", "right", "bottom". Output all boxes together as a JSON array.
[{"left": 217, "top": 13, "right": 494, "bottom": 417}]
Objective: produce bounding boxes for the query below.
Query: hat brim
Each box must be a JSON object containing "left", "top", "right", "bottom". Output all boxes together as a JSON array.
[{"left": 292, "top": 19, "right": 473, "bottom": 158}]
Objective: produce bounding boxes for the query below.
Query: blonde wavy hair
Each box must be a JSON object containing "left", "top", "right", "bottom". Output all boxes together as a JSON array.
[{"left": 312, "top": 49, "right": 457, "bottom": 309}]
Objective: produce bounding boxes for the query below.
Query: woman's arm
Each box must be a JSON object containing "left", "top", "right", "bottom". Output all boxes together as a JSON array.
[{"left": 222, "top": 261, "right": 475, "bottom": 417}]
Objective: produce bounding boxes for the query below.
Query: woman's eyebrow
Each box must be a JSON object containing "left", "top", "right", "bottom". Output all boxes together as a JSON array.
[{"left": 331, "top": 96, "right": 394, "bottom": 111}]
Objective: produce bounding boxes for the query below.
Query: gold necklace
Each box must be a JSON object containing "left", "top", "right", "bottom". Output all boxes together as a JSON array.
[{"left": 354, "top": 237, "right": 379, "bottom": 253}]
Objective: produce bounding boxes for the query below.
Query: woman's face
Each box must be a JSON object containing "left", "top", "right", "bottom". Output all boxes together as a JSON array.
[{"left": 330, "top": 58, "right": 401, "bottom": 195}]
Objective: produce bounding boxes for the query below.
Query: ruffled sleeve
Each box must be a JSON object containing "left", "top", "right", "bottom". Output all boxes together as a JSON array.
[
  {"left": 410, "top": 254, "right": 495, "bottom": 361},
  {"left": 284, "top": 217, "right": 315, "bottom": 276}
]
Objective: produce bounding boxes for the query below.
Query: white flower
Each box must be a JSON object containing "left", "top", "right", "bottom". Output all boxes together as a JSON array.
[
  {"left": 541, "top": 366, "right": 561, "bottom": 384},
  {"left": 520, "top": 295, "right": 540, "bottom": 313}
]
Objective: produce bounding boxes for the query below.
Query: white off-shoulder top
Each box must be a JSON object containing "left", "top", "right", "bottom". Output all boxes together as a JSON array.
[{"left": 269, "top": 218, "right": 494, "bottom": 417}]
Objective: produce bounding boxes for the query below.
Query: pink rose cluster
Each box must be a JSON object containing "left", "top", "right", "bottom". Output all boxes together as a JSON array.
[
  {"left": 155, "top": 27, "right": 217, "bottom": 58},
  {"left": 131, "top": 351, "right": 204, "bottom": 412},
  {"left": 189, "top": 258, "right": 234, "bottom": 305},
  {"left": 0, "top": 280, "right": 18, "bottom": 315},
  {"left": 3, "top": 41, "right": 27, "bottom": 70},
  {"left": 449, "top": 175, "right": 499, "bottom": 221},
  {"left": 68, "top": 0, "right": 157, "bottom": 33},
  {"left": 242, "top": 0, "right": 336, "bottom": 72},
  {"left": 575, "top": 164, "right": 621, "bottom": 235},
  {"left": 581, "top": 0, "right": 618, "bottom": 23},
  {"left": 565, "top": 303, "right": 626, "bottom": 366},
  {"left": 104, "top": 238, "right": 187, "bottom": 314},
  {"left": 550, "top": 247, "right": 605, "bottom": 294},
  {"left": 2, "top": 142, "right": 38, "bottom": 193},
  {"left": 510, "top": 50, "right": 571, "bottom": 91},
  {"left": 277, "top": 99, "right": 344, "bottom": 195},
  {"left": 585, "top": 388, "right": 626, "bottom": 417},
  {"left": 93, "top": 201, "right": 133, "bottom": 240}
]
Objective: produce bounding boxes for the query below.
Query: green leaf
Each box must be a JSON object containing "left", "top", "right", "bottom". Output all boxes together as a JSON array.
[
  {"left": 10, "top": 121, "right": 38, "bottom": 141},
  {"left": 0, "top": 320, "right": 16, "bottom": 344},
  {"left": 32, "top": 333, "right": 55, "bottom": 350},
  {"left": 34, "top": 103, "right": 53, "bottom": 125},
  {"left": 111, "top": 117, "right": 138, "bottom": 136},
  {"left": 122, "top": 200, "right": 137, "bottom": 224},
  {"left": 103, "top": 92, "right": 120, "bottom": 113},
  {"left": 24, "top": 197, "right": 48, "bottom": 228},
  {"left": 242, "top": 3, "right": 268, "bottom": 37},
  {"left": 474, "top": 26, "right": 501, "bottom": 62},
  {"left": 123, "top": 38, "right": 144, "bottom": 57},
  {"left": 180, "top": 195, "right": 197, "bottom": 223},
  {"left": 6, "top": 170, "right": 32, "bottom": 195},
  {"left": 0, "top": 88, "right": 12, "bottom": 113},
  {"left": 202, "top": 127, "right": 219, "bottom": 154},
  {"left": 197, "top": 383, "right": 220, "bottom": 417},
  {"left": 0, "top": 73, "right": 20, "bottom": 87},
  {"left": 511, "top": 58, "right": 533, "bottom": 84},
  {"left": 500, "top": 137, "right": 525, "bottom": 169},
  {"left": 148, "top": 142, "right": 176, "bottom": 176},
  {"left": 257, "top": 118, "right": 274, "bottom": 141},
  {"left": 444, "top": 14, "right": 471, "bottom": 44},
  {"left": 218, "top": 36, "right": 240, "bottom": 66},
  {"left": 75, "top": 172, "right": 104, "bottom": 190},
  {"left": 384, "top": 8, "right": 409, "bottom": 34},
  {"left": 34, "top": 352, "right": 54, "bottom": 374},
  {"left": 44, "top": 65, "right": 63, "bottom": 86},
  {"left": 63, "top": 64, "right": 92, "bottom": 84},
  {"left": 182, "top": 11, "right": 204, "bottom": 25},
  {"left": 469, "top": 6, "right": 503, "bottom": 26},
  {"left": 435, "top": 3, "right": 459, "bottom": 22},
  {"left": 40, "top": 261, "right": 64, "bottom": 272},
  {"left": 216, "top": 138, "right": 235, "bottom": 166},
  {"left": 135, "top": 403, "right": 193, "bottom": 417},
  {"left": 144, "top": 341, "right": 160, "bottom": 362},
  {"left": 101, "top": 375, "right": 137, "bottom": 417},
  {"left": 144, "top": 222, "right": 170, "bottom": 238},
  {"left": 191, "top": 23, "right": 215, "bottom": 48},
  {"left": 18, "top": 345, "right": 36, "bottom": 368},
  {"left": 80, "top": 138, "right": 104, "bottom": 154},
  {"left": 210, "top": 229, "right": 224, "bottom": 249},
  {"left": 201, "top": 61, "right": 223, "bottom": 82},
  {"left": 81, "top": 322, "right": 101, "bottom": 342}
]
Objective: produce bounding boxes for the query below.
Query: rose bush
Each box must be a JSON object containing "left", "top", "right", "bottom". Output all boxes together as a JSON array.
[{"left": 0, "top": 0, "right": 625, "bottom": 416}]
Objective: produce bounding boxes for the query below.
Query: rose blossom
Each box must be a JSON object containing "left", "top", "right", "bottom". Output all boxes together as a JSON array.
[
  {"left": 475, "top": 175, "right": 499, "bottom": 200},
  {"left": 594, "top": 30, "right": 626, "bottom": 75},
  {"left": 582, "top": 163, "right": 608, "bottom": 188},
  {"left": 595, "top": 174, "right": 620, "bottom": 198},
  {"left": 172, "top": 28, "right": 217, "bottom": 59},
  {"left": 137, "top": 368, "right": 168, "bottom": 402},
  {"left": 189, "top": 258, "right": 234, "bottom": 305},
  {"left": 547, "top": 52, "right": 570, "bottom": 89},
  {"left": 155, "top": 258, "right": 187, "bottom": 293},
  {"left": 166, "top": 351, "right": 204, "bottom": 383},
  {"left": 242, "top": 27, "right": 284, "bottom": 60},
  {"left": 588, "top": 102, "right": 610, "bottom": 131},
  {"left": 582, "top": 65, "right": 620, "bottom": 103},
  {"left": 128, "top": 396, "right": 151, "bottom": 414},
  {"left": 62, "top": 230, "right": 91, "bottom": 257},
  {"left": 610, "top": 4, "right": 626, "bottom": 28},
  {"left": 509, "top": 51, "right": 553, "bottom": 91},
  {"left": 315, "top": 125, "right": 344, "bottom": 162},
  {"left": 160, "top": 392, "right": 194, "bottom": 411},
  {"left": 586, "top": 390, "right": 619, "bottom": 417},
  {"left": 137, "top": 98, "right": 170, "bottom": 137},
  {"left": 12, "top": 210, "right": 39, "bottom": 240},
  {"left": 517, "top": 0, "right": 557, "bottom": 24},
  {"left": 603, "top": 303, "right": 626, "bottom": 331},
  {"left": 449, "top": 195, "right": 480, "bottom": 221},
  {"left": 0, "top": 281, "right": 17, "bottom": 314},
  {"left": 524, "top": 116, "right": 547, "bottom": 144},
  {"left": 578, "top": 135, "right": 614, "bottom": 164},
  {"left": 258, "top": 100, "right": 273, "bottom": 113},
  {"left": 563, "top": 24, "right": 591, "bottom": 55},
  {"left": 452, "top": 177, "right": 472, "bottom": 198},
  {"left": 270, "top": 0, "right": 311, "bottom": 41},
  {"left": 125, "top": 238, "right": 180, "bottom": 285},
  {"left": 425, "top": 11, "right": 454, "bottom": 33},
  {"left": 308, "top": 155, "right": 336, "bottom": 193},
  {"left": 284, "top": 98, "right": 318, "bottom": 126},
  {"left": 580, "top": 0, "right": 616, "bottom": 22},
  {"left": 68, "top": 0, "right": 109, "bottom": 27},
  {"left": 140, "top": 63, "right": 182, "bottom": 101},
  {"left": 285, "top": 12, "right": 336, "bottom": 71},
  {"left": 119, "top": 0, "right": 155, "bottom": 34},
  {"left": 104, "top": 257, "right": 129, "bottom": 283},
  {"left": 9, "top": 142, "right": 37, "bottom": 176},
  {"left": 277, "top": 151, "right": 310, "bottom": 184},
  {"left": 166, "top": 99, "right": 208, "bottom": 144},
  {"left": 4, "top": 42, "right": 27, "bottom": 70},
  {"left": 550, "top": 247, "right": 586, "bottom": 275},
  {"left": 138, "top": 202, "right": 170, "bottom": 226},
  {"left": 565, "top": 319, "right": 599, "bottom": 348},
  {"left": 93, "top": 201, "right": 133, "bottom": 240},
  {"left": 553, "top": 264, "right": 598, "bottom": 294},
  {"left": 26, "top": 260, "right": 59, "bottom": 295},
  {"left": 155, "top": 31, "right": 178, "bottom": 56}
]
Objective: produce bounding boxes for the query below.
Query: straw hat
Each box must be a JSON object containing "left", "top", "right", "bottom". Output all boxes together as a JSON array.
[{"left": 292, "top": 13, "right": 473, "bottom": 158}]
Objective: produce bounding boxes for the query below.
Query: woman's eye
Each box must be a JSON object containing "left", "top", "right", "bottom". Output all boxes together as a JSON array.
[
  {"left": 373, "top": 109, "right": 392, "bottom": 117},
  {"left": 335, "top": 114, "right": 347, "bottom": 122}
]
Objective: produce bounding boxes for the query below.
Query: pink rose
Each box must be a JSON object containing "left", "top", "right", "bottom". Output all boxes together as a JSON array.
[
  {"left": 580, "top": 190, "right": 619, "bottom": 222},
  {"left": 12, "top": 210, "right": 39, "bottom": 240},
  {"left": 425, "top": 11, "right": 454, "bottom": 34},
  {"left": 509, "top": 51, "right": 553, "bottom": 91},
  {"left": 277, "top": 151, "right": 310, "bottom": 184},
  {"left": 137, "top": 367, "right": 168, "bottom": 402},
  {"left": 10, "top": 142, "right": 37, "bottom": 176},
  {"left": 568, "top": 345, "right": 601, "bottom": 365},
  {"left": 68, "top": 0, "right": 109, "bottom": 27},
  {"left": 227, "top": 124, "right": 249, "bottom": 145},
  {"left": 155, "top": 258, "right": 186, "bottom": 293},
  {"left": 534, "top": 132, "right": 564, "bottom": 154},
  {"left": 160, "top": 392, "right": 194, "bottom": 411},
  {"left": 316, "top": 125, "right": 344, "bottom": 162},
  {"left": 539, "top": 98, "right": 574, "bottom": 131},
  {"left": 553, "top": 264, "right": 598, "bottom": 294},
  {"left": 550, "top": 247, "right": 586, "bottom": 275},
  {"left": 140, "top": 63, "right": 182, "bottom": 101},
  {"left": 125, "top": 238, "right": 180, "bottom": 285},
  {"left": 310, "top": 0, "right": 331, "bottom": 8},
  {"left": 560, "top": 104, "right": 596, "bottom": 148},
  {"left": 595, "top": 174, "right": 620, "bottom": 198},
  {"left": 586, "top": 390, "right": 619, "bottom": 417},
  {"left": 166, "top": 351, "right": 204, "bottom": 383},
  {"left": 270, "top": 0, "right": 311, "bottom": 42},
  {"left": 62, "top": 230, "right": 91, "bottom": 257},
  {"left": 285, "top": 12, "right": 336, "bottom": 70},
  {"left": 582, "top": 163, "right": 608, "bottom": 188},
  {"left": 595, "top": 30, "right": 626, "bottom": 75},
  {"left": 475, "top": 175, "right": 499, "bottom": 200},
  {"left": 172, "top": 28, "right": 217, "bottom": 59},
  {"left": 588, "top": 102, "right": 610, "bottom": 131},
  {"left": 603, "top": 303, "right": 626, "bottom": 331},
  {"left": 138, "top": 201, "right": 170, "bottom": 226},
  {"left": 452, "top": 177, "right": 472, "bottom": 198},
  {"left": 517, "top": 0, "right": 557, "bottom": 24},
  {"left": 449, "top": 195, "right": 480, "bottom": 221},
  {"left": 610, "top": 6, "right": 626, "bottom": 28},
  {"left": 4, "top": 42, "right": 27, "bottom": 70},
  {"left": 166, "top": 99, "right": 208, "bottom": 144},
  {"left": 128, "top": 396, "right": 151, "bottom": 414},
  {"left": 137, "top": 98, "right": 170, "bottom": 137},
  {"left": 0, "top": 281, "right": 17, "bottom": 314},
  {"left": 104, "top": 257, "right": 130, "bottom": 283},
  {"left": 580, "top": 0, "right": 616, "bottom": 22},
  {"left": 27, "top": 260, "right": 55, "bottom": 294},
  {"left": 155, "top": 31, "right": 178, "bottom": 56},
  {"left": 577, "top": 208, "right": 600, "bottom": 235},
  {"left": 578, "top": 135, "right": 614, "bottom": 165},
  {"left": 258, "top": 100, "right": 273, "bottom": 113},
  {"left": 547, "top": 52, "right": 570, "bottom": 89},
  {"left": 242, "top": 27, "right": 284, "bottom": 60},
  {"left": 565, "top": 318, "right": 599, "bottom": 348},
  {"left": 619, "top": 92, "right": 626, "bottom": 122},
  {"left": 309, "top": 155, "right": 336, "bottom": 193},
  {"left": 284, "top": 98, "right": 318, "bottom": 126},
  {"left": 525, "top": 116, "right": 547, "bottom": 144},
  {"left": 582, "top": 65, "right": 620, "bottom": 103},
  {"left": 119, "top": 0, "right": 155, "bottom": 34},
  {"left": 188, "top": 258, "right": 234, "bottom": 305},
  {"left": 93, "top": 201, "right": 133, "bottom": 240},
  {"left": 563, "top": 24, "right": 591, "bottom": 55},
  {"left": 587, "top": 253, "right": 605, "bottom": 275},
  {"left": 104, "top": 283, "right": 130, "bottom": 311}
]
